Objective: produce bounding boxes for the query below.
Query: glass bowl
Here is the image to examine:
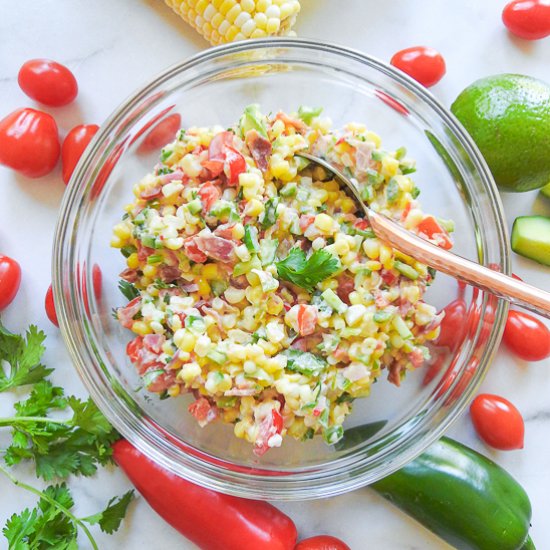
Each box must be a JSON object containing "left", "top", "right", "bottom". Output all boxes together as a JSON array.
[{"left": 53, "top": 38, "right": 509, "bottom": 500}]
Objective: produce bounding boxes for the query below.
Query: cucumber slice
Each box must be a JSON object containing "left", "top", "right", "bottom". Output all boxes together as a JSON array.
[
  {"left": 541, "top": 183, "right": 550, "bottom": 199},
  {"left": 511, "top": 215, "right": 550, "bottom": 266}
]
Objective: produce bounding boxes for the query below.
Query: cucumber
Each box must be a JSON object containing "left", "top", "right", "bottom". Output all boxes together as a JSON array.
[
  {"left": 541, "top": 183, "right": 550, "bottom": 199},
  {"left": 511, "top": 216, "right": 550, "bottom": 266}
]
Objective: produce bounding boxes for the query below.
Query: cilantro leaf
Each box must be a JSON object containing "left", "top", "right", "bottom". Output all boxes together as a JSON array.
[
  {"left": 276, "top": 248, "right": 339, "bottom": 293},
  {"left": 3, "top": 508, "right": 38, "bottom": 549},
  {"left": 118, "top": 280, "right": 140, "bottom": 301},
  {"left": 4, "top": 391, "right": 119, "bottom": 480},
  {"left": 82, "top": 490, "right": 134, "bottom": 534},
  {"left": 3, "top": 484, "right": 78, "bottom": 550},
  {"left": 0, "top": 323, "right": 51, "bottom": 392},
  {"left": 2, "top": 481, "right": 132, "bottom": 549}
]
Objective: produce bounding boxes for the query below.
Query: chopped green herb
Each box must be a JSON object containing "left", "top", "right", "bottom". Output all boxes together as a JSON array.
[
  {"left": 120, "top": 245, "right": 137, "bottom": 258},
  {"left": 411, "top": 186, "right": 421, "bottom": 199},
  {"left": 118, "top": 280, "right": 140, "bottom": 301},
  {"left": 160, "top": 149, "right": 172, "bottom": 162},
  {"left": 177, "top": 129, "right": 186, "bottom": 140},
  {"left": 156, "top": 167, "right": 174, "bottom": 175},
  {"left": 276, "top": 248, "right": 339, "bottom": 293}
]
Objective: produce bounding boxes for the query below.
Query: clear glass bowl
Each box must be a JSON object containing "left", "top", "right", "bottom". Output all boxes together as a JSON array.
[{"left": 53, "top": 39, "right": 509, "bottom": 500}]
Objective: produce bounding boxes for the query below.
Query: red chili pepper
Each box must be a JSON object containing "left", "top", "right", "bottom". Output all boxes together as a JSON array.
[{"left": 112, "top": 439, "right": 297, "bottom": 550}]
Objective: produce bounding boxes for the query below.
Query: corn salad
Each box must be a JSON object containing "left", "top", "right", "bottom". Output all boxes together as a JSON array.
[{"left": 112, "top": 105, "right": 452, "bottom": 455}]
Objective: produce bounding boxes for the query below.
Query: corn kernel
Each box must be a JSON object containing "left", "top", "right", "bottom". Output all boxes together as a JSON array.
[
  {"left": 142, "top": 265, "right": 157, "bottom": 278},
  {"left": 244, "top": 198, "right": 264, "bottom": 217},
  {"left": 126, "top": 253, "right": 139, "bottom": 270},
  {"left": 178, "top": 361, "right": 202, "bottom": 384},
  {"left": 314, "top": 213, "right": 335, "bottom": 234},
  {"left": 197, "top": 278, "right": 211, "bottom": 296},
  {"left": 202, "top": 264, "right": 219, "bottom": 279},
  {"left": 110, "top": 236, "right": 123, "bottom": 248},
  {"left": 132, "top": 321, "right": 152, "bottom": 336},
  {"left": 232, "top": 223, "right": 245, "bottom": 240},
  {"left": 113, "top": 223, "right": 131, "bottom": 240},
  {"left": 174, "top": 329, "right": 196, "bottom": 352}
]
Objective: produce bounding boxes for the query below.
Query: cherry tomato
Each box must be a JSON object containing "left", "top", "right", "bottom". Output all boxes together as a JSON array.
[
  {"left": 470, "top": 393, "right": 525, "bottom": 450},
  {"left": 502, "top": 0, "right": 550, "bottom": 39},
  {"left": 390, "top": 46, "right": 446, "bottom": 87},
  {"left": 295, "top": 535, "right": 351, "bottom": 550},
  {"left": 0, "top": 108, "right": 60, "bottom": 178},
  {"left": 61, "top": 124, "right": 100, "bottom": 184},
  {"left": 18, "top": 59, "right": 78, "bottom": 106},
  {"left": 0, "top": 255, "right": 22, "bottom": 311},
  {"left": 503, "top": 310, "right": 550, "bottom": 361},
  {"left": 435, "top": 298, "right": 467, "bottom": 350},
  {"left": 45, "top": 285, "right": 59, "bottom": 327}
]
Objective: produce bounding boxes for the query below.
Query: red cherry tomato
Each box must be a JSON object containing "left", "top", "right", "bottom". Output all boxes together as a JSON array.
[
  {"left": 45, "top": 285, "right": 59, "bottom": 327},
  {"left": 502, "top": 0, "right": 550, "bottom": 39},
  {"left": 470, "top": 394, "right": 525, "bottom": 450},
  {"left": 61, "top": 124, "right": 100, "bottom": 184},
  {"left": 390, "top": 46, "right": 446, "bottom": 87},
  {"left": 295, "top": 535, "right": 351, "bottom": 550},
  {"left": 0, "top": 108, "right": 60, "bottom": 178},
  {"left": 18, "top": 59, "right": 78, "bottom": 106},
  {"left": 503, "top": 310, "right": 550, "bottom": 361},
  {"left": 0, "top": 255, "right": 22, "bottom": 311},
  {"left": 435, "top": 298, "right": 467, "bottom": 350}
]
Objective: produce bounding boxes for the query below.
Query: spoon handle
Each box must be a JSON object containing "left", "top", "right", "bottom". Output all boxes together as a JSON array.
[{"left": 368, "top": 210, "right": 550, "bottom": 319}]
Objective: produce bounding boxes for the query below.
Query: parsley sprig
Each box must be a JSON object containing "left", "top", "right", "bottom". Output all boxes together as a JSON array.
[
  {"left": 0, "top": 321, "right": 133, "bottom": 549},
  {"left": 275, "top": 248, "right": 340, "bottom": 293}
]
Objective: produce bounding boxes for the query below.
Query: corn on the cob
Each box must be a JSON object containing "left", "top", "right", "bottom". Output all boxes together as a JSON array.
[{"left": 164, "top": 0, "right": 301, "bottom": 45}]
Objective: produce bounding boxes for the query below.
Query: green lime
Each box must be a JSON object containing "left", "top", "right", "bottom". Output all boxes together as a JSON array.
[{"left": 451, "top": 74, "right": 550, "bottom": 192}]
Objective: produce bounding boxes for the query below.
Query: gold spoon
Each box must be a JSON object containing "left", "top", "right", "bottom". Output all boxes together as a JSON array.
[{"left": 298, "top": 152, "right": 550, "bottom": 319}]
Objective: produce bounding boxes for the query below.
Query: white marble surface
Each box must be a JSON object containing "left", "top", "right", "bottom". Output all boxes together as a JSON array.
[{"left": 1, "top": 1, "right": 549, "bottom": 548}]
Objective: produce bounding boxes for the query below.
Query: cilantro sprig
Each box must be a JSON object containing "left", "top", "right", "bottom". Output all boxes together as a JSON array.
[
  {"left": 1, "top": 477, "right": 133, "bottom": 550},
  {"left": 0, "top": 321, "right": 133, "bottom": 548},
  {"left": 275, "top": 248, "right": 340, "bottom": 293}
]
